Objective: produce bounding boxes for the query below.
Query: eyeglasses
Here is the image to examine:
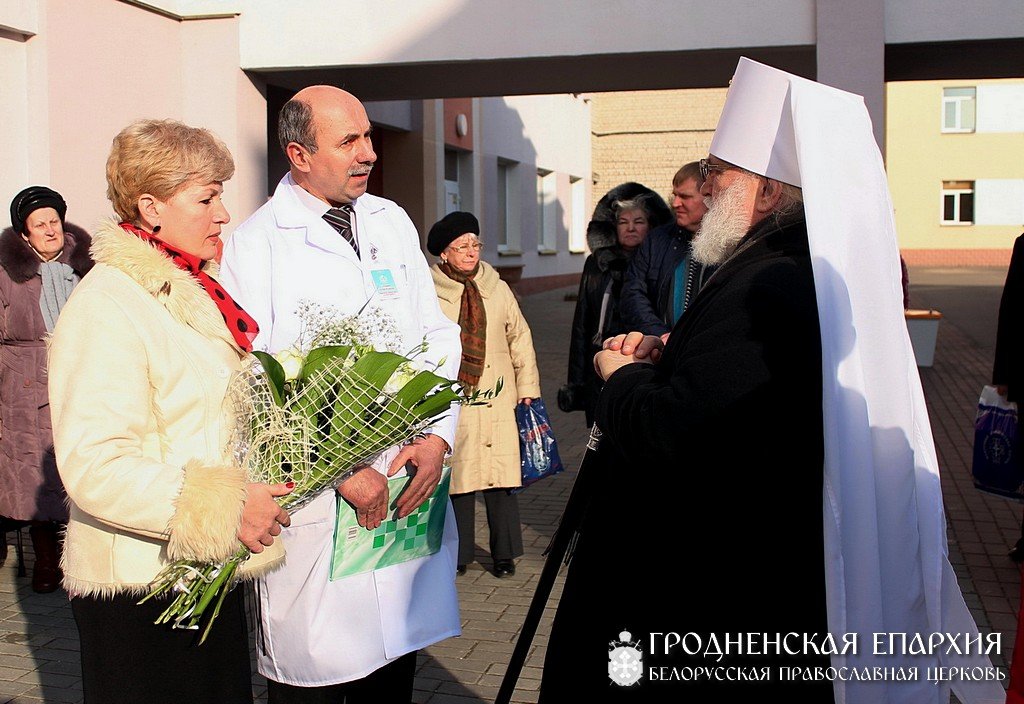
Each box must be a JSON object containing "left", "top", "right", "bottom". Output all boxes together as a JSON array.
[
  {"left": 699, "top": 158, "right": 740, "bottom": 182},
  {"left": 448, "top": 241, "right": 483, "bottom": 253}
]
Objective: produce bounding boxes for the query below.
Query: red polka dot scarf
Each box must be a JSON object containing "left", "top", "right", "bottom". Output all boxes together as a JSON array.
[{"left": 120, "top": 223, "right": 259, "bottom": 352}]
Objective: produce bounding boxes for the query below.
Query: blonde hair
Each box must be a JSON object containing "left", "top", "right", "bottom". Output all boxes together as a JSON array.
[{"left": 105, "top": 119, "right": 235, "bottom": 223}]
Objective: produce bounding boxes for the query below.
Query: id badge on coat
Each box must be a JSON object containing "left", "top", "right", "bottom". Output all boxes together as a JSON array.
[
  {"left": 329, "top": 465, "right": 451, "bottom": 580},
  {"left": 370, "top": 268, "right": 401, "bottom": 300}
]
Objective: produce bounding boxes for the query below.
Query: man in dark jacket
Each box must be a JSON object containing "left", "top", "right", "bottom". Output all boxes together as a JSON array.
[
  {"left": 620, "top": 162, "right": 710, "bottom": 339},
  {"left": 992, "top": 233, "right": 1024, "bottom": 562},
  {"left": 993, "top": 234, "right": 1024, "bottom": 404}
]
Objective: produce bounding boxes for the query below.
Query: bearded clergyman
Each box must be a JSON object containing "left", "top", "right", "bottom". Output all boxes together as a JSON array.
[{"left": 538, "top": 58, "right": 1004, "bottom": 704}]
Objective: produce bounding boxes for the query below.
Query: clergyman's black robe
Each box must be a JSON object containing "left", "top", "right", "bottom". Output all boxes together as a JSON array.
[{"left": 539, "top": 212, "right": 835, "bottom": 702}]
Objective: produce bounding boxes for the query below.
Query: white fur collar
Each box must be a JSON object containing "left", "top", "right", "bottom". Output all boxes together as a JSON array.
[{"left": 90, "top": 220, "right": 242, "bottom": 353}]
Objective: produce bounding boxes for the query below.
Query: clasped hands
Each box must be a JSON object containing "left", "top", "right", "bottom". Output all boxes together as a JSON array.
[
  {"left": 593, "top": 331, "right": 665, "bottom": 381},
  {"left": 337, "top": 433, "right": 449, "bottom": 530},
  {"left": 236, "top": 433, "right": 449, "bottom": 547}
]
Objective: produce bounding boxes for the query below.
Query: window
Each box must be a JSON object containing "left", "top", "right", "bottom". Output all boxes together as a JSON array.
[
  {"left": 537, "top": 169, "right": 558, "bottom": 253},
  {"left": 569, "top": 176, "right": 586, "bottom": 253},
  {"left": 496, "top": 159, "right": 520, "bottom": 253},
  {"left": 942, "top": 87, "right": 976, "bottom": 133},
  {"left": 444, "top": 149, "right": 460, "bottom": 213},
  {"left": 941, "top": 181, "right": 974, "bottom": 225}
]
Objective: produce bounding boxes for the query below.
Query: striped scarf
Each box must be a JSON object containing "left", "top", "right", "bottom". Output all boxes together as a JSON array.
[{"left": 439, "top": 261, "right": 486, "bottom": 387}]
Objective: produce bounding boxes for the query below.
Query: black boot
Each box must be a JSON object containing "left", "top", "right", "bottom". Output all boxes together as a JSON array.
[
  {"left": 1012, "top": 513, "right": 1024, "bottom": 563},
  {"left": 29, "top": 523, "right": 62, "bottom": 593},
  {"left": 1012, "top": 539, "right": 1024, "bottom": 562},
  {"left": 0, "top": 517, "right": 14, "bottom": 567}
]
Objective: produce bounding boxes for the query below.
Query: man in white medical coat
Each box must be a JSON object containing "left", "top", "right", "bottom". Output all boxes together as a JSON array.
[{"left": 220, "top": 85, "right": 462, "bottom": 703}]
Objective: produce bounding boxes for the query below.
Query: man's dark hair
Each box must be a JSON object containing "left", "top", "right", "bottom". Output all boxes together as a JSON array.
[
  {"left": 672, "top": 161, "right": 702, "bottom": 188},
  {"left": 278, "top": 99, "right": 318, "bottom": 155}
]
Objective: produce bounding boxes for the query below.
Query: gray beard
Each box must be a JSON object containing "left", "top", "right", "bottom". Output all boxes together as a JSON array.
[{"left": 692, "top": 181, "right": 755, "bottom": 266}]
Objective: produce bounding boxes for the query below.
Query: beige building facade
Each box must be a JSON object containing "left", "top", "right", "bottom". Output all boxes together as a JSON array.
[{"left": 887, "top": 78, "right": 1024, "bottom": 266}]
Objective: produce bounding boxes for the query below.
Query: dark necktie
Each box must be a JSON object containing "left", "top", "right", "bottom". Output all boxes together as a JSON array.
[{"left": 323, "top": 204, "right": 359, "bottom": 257}]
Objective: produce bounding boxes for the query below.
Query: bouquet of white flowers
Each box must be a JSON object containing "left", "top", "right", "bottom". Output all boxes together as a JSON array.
[{"left": 141, "top": 304, "right": 497, "bottom": 643}]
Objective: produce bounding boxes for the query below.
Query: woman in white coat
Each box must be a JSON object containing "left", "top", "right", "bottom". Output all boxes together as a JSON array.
[
  {"left": 47, "top": 119, "right": 291, "bottom": 704},
  {"left": 428, "top": 212, "right": 541, "bottom": 577}
]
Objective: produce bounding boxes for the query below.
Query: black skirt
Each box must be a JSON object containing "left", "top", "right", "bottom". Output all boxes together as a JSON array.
[{"left": 71, "top": 586, "right": 253, "bottom": 704}]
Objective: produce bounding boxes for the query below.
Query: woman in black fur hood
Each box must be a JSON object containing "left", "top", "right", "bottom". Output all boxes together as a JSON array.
[
  {"left": 0, "top": 186, "right": 93, "bottom": 593},
  {"left": 561, "top": 183, "right": 670, "bottom": 425}
]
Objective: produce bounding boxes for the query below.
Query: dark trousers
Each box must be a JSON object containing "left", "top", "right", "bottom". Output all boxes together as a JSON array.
[
  {"left": 451, "top": 489, "right": 524, "bottom": 566},
  {"left": 71, "top": 588, "right": 252, "bottom": 704},
  {"left": 266, "top": 651, "right": 417, "bottom": 704}
]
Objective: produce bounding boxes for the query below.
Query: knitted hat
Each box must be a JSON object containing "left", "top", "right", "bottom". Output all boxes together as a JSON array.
[{"left": 427, "top": 211, "right": 480, "bottom": 256}]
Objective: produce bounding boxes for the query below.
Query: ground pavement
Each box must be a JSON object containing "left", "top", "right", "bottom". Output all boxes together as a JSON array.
[{"left": 0, "top": 269, "right": 1017, "bottom": 703}]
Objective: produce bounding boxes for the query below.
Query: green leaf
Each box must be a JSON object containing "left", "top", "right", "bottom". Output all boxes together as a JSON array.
[
  {"left": 350, "top": 351, "right": 408, "bottom": 389},
  {"left": 195, "top": 555, "right": 243, "bottom": 645},
  {"left": 334, "top": 352, "right": 406, "bottom": 424},
  {"left": 392, "top": 369, "right": 447, "bottom": 409},
  {"left": 291, "top": 346, "right": 355, "bottom": 461},
  {"left": 300, "top": 345, "right": 352, "bottom": 382},
  {"left": 412, "top": 386, "right": 461, "bottom": 420},
  {"left": 324, "top": 353, "right": 444, "bottom": 469},
  {"left": 252, "top": 351, "right": 286, "bottom": 406},
  {"left": 320, "top": 351, "right": 407, "bottom": 467}
]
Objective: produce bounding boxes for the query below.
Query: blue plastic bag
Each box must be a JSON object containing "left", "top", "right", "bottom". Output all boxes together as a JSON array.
[
  {"left": 972, "top": 385, "right": 1024, "bottom": 500},
  {"left": 514, "top": 399, "right": 564, "bottom": 490}
]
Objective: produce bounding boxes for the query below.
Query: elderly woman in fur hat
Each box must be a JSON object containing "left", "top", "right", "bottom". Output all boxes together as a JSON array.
[
  {"left": 47, "top": 120, "right": 293, "bottom": 704},
  {"left": 0, "top": 187, "right": 93, "bottom": 593}
]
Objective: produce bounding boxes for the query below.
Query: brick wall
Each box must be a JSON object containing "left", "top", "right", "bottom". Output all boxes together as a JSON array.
[
  {"left": 901, "top": 249, "right": 1013, "bottom": 267},
  {"left": 590, "top": 88, "right": 727, "bottom": 209}
]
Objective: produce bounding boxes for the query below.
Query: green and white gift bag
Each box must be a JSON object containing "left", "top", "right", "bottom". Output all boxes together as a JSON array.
[{"left": 330, "top": 465, "right": 451, "bottom": 580}]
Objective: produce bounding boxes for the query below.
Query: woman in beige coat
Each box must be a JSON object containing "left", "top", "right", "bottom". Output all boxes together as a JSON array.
[
  {"left": 428, "top": 212, "right": 541, "bottom": 577},
  {"left": 47, "top": 120, "right": 291, "bottom": 704}
]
